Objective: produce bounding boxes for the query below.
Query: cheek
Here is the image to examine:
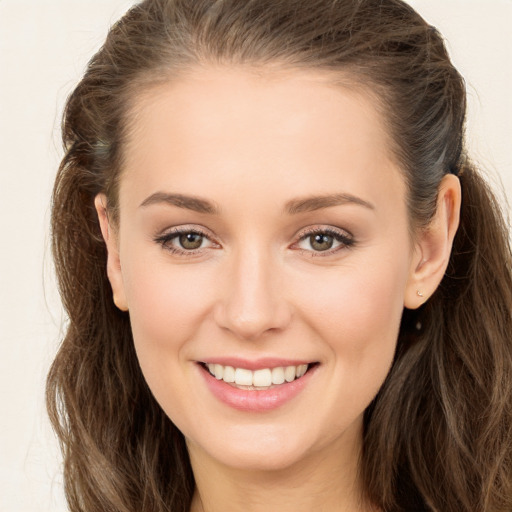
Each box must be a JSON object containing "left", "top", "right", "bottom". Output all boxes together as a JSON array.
[
  {"left": 124, "top": 250, "right": 212, "bottom": 333},
  {"left": 292, "top": 254, "right": 409, "bottom": 394},
  {"left": 298, "top": 257, "right": 407, "bottom": 338},
  {"left": 120, "top": 255, "right": 216, "bottom": 388},
  {"left": 294, "top": 264, "right": 407, "bottom": 442}
]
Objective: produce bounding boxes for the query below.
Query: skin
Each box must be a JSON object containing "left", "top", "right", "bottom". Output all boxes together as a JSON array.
[{"left": 96, "top": 66, "right": 461, "bottom": 512}]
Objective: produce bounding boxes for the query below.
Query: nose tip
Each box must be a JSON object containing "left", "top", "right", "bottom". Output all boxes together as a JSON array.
[
  {"left": 217, "top": 306, "right": 289, "bottom": 341},
  {"left": 213, "top": 253, "right": 292, "bottom": 341},
  {"left": 214, "top": 287, "right": 292, "bottom": 341}
]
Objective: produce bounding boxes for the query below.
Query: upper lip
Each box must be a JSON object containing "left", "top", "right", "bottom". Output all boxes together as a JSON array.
[{"left": 198, "top": 357, "right": 316, "bottom": 371}]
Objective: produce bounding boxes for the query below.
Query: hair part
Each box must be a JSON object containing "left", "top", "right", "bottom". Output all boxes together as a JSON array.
[{"left": 48, "top": 1, "right": 512, "bottom": 511}]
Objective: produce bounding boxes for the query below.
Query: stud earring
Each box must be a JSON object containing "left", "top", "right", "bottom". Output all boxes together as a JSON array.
[{"left": 416, "top": 290, "right": 424, "bottom": 297}]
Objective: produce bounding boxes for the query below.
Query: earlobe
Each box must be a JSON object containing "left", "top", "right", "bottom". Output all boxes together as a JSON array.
[
  {"left": 94, "top": 194, "right": 129, "bottom": 312},
  {"left": 404, "top": 174, "right": 461, "bottom": 309}
]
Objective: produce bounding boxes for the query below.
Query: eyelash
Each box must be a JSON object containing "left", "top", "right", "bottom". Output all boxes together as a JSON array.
[
  {"left": 154, "top": 226, "right": 355, "bottom": 257},
  {"left": 154, "top": 227, "right": 215, "bottom": 256},
  {"left": 293, "top": 227, "right": 355, "bottom": 256}
]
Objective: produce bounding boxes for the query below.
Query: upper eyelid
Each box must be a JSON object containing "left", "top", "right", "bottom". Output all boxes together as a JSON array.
[
  {"left": 294, "top": 225, "right": 353, "bottom": 240},
  {"left": 156, "top": 224, "right": 215, "bottom": 239},
  {"left": 154, "top": 228, "right": 218, "bottom": 256},
  {"left": 291, "top": 226, "right": 355, "bottom": 254},
  {"left": 153, "top": 225, "right": 218, "bottom": 249}
]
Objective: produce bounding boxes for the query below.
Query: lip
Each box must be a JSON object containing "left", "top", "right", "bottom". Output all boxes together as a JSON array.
[{"left": 197, "top": 360, "right": 318, "bottom": 412}]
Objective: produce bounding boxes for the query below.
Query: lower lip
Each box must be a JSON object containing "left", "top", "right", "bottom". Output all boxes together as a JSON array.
[{"left": 198, "top": 364, "right": 317, "bottom": 412}]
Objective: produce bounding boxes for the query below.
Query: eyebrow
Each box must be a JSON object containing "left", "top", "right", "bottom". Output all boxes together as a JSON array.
[
  {"left": 139, "top": 191, "right": 374, "bottom": 215},
  {"left": 285, "top": 193, "right": 375, "bottom": 214},
  {"left": 139, "top": 192, "right": 219, "bottom": 214}
]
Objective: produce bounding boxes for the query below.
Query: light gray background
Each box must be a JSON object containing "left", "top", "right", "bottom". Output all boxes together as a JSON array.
[{"left": 0, "top": 1, "right": 511, "bottom": 510}]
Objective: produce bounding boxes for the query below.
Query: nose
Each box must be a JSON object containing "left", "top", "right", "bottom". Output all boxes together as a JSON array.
[{"left": 213, "top": 246, "right": 292, "bottom": 341}]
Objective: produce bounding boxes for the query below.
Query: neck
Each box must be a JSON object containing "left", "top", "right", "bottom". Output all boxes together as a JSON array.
[{"left": 187, "top": 426, "right": 378, "bottom": 512}]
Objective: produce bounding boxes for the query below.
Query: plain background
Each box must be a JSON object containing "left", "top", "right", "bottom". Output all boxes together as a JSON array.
[{"left": 0, "top": 1, "right": 511, "bottom": 510}]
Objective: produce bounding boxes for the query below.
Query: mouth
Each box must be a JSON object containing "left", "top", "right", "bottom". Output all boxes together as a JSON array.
[{"left": 199, "top": 361, "right": 318, "bottom": 390}]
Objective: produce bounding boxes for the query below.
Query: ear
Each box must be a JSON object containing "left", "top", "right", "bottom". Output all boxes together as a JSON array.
[
  {"left": 94, "top": 193, "right": 128, "bottom": 312},
  {"left": 404, "top": 174, "right": 461, "bottom": 309}
]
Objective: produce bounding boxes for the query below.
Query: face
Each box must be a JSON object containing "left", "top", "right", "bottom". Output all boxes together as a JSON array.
[{"left": 100, "top": 67, "right": 422, "bottom": 472}]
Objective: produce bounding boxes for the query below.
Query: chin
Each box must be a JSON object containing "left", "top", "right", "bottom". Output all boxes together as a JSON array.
[
  {"left": 186, "top": 422, "right": 336, "bottom": 473},
  {"left": 206, "top": 445, "right": 309, "bottom": 473}
]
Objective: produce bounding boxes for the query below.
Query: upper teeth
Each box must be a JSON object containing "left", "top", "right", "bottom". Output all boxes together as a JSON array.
[{"left": 206, "top": 363, "right": 309, "bottom": 387}]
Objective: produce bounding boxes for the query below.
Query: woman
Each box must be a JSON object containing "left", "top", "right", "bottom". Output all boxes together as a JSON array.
[{"left": 47, "top": 0, "right": 512, "bottom": 511}]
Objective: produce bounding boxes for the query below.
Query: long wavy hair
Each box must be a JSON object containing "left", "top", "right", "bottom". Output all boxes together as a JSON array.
[{"left": 47, "top": 1, "right": 512, "bottom": 510}]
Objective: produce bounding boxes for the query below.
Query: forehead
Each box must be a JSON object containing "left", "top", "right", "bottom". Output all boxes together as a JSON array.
[
  {"left": 125, "top": 66, "right": 390, "bottom": 153},
  {"left": 119, "top": 66, "right": 404, "bottom": 215}
]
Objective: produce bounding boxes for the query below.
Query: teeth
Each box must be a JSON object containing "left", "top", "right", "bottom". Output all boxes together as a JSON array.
[
  {"left": 214, "top": 364, "right": 223, "bottom": 380},
  {"left": 284, "top": 366, "right": 296, "bottom": 382},
  {"left": 223, "top": 365, "right": 235, "bottom": 383},
  {"left": 205, "top": 363, "right": 310, "bottom": 387},
  {"left": 234, "top": 368, "right": 253, "bottom": 386},
  {"left": 253, "top": 369, "right": 272, "bottom": 387},
  {"left": 296, "top": 364, "right": 307, "bottom": 378},
  {"left": 271, "top": 367, "right": 285, "bottom": 385}
]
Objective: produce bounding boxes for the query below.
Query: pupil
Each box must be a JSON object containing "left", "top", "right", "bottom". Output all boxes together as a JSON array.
[
  {"left": 311, "top": 233, "right": 333, "bottom": 251},
  {"left": 179, "top": 233, "right": 203, "bottom": 250}
]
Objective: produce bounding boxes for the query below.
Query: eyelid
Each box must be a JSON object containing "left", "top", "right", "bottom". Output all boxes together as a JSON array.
[
  {"left": 291, "top": 225, "right": 355, "bottom": 255},
  {"left": 153, "top": 225, "right": 220, "bottom": 255}
]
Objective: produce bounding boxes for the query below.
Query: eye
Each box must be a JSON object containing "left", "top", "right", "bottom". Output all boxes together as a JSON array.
[
  {"left": 295, "top": 227, "right": 354, "bottom": 254},
  {"left": 306, "top": 233, "right": 336, "bottom": 251},
  {"left": 154, "top": 227, "right": 217, "bottom": 254},
  {"left": 178, "top": 232, "right": 205, "bottom": 250}
]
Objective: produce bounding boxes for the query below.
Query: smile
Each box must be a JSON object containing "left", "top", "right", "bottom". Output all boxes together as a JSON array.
[
  {"left": 204, "top": 363, "right": 309, "bottom": 389},
  {"left": 198, "top": 360, "right": 318, "bottom": 411}
]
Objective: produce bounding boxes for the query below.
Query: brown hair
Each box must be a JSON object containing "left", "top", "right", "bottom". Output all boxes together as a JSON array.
[{"left": 47, "top": 1, "right": 512, "bottom": 511}]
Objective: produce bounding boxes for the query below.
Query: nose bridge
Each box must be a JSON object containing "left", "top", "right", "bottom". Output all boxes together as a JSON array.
[{"left": 215, "top": 242, "right": 291, "bottom": 340}]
